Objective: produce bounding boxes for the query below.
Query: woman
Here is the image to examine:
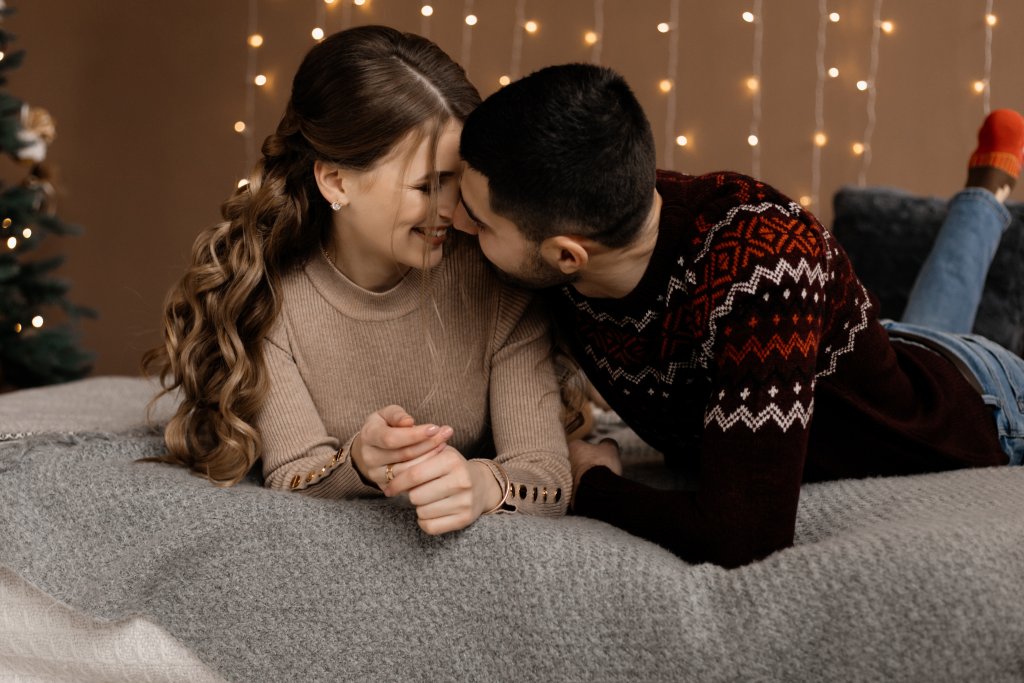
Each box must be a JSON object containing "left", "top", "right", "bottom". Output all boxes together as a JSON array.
[{"left": 143, "top": 26, "right": 571, "bottom": 534}]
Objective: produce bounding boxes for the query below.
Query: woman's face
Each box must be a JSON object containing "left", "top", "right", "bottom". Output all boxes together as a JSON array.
[{"left": 334, "top": 120, "right": 463, "bottom": 291}]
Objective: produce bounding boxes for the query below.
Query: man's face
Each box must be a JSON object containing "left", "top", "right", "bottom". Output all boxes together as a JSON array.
[{"left": 454, "top": 167, "right": 577, "bottom": 289}]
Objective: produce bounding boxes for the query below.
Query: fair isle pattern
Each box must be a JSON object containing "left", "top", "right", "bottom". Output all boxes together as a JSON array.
[
  {"left": 815, "top": 278, "right": 872, "bottom": 379},
  {"left": 555, "top": 171, "right": 876, "bottom": 455},
  {"left": 813, "top": 230, "right": 872, "bottom": 379},
  {"left": 696, "top": 257, "right": 830, "bottom": 369},
  {"left": 691, "top": 199, "right": 806, "bottom": 264},
  {"left": 704, "top": 399, "right": 815, "bottom": 432}
]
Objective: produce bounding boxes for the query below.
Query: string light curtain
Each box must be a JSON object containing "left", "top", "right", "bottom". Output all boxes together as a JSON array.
[
  {"left": 662, "top": 0, "right": 680, "bottom": 170},
  {"left": 857, "top": 0, "right": 885, "bottom": 187},
  {"left": 243, "top": 0, "right": 259, "bottom": 173},
  {"left": 228, "top": 0, "right": 1014, "bottom": 217},
  {"left": 982, "top": 0, "right": 995, "bottom": 114},
  {"left": 461, "top": 0, "right": 476, "bottom": 72},
  {"left": 509, "top": 0, "right": 526, "bottom": 82},
  {"left": 589, "top": 0, "right": 604, "bottom": 65},
  {"left": 747, "top": 1, "right": 764, "bottom": 179},
  {"left": 809, "top": 0, "right": 828, "bottom": 209}
]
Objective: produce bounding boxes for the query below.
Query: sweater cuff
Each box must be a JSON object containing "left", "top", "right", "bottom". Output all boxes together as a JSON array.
[
  {"left": 275, "top": 433, "right": 381, "bottom": 499},
  {"left": 477, "top": 459, "right": 569, "bottom": 517}
]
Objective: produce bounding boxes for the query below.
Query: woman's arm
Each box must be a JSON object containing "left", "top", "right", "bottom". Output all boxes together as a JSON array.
[
  {"left": 484, "top": 289, "right": 573, "bottom": 516},
  {"left": 257, "top": 322, "right": 450, "bottom": 498}
]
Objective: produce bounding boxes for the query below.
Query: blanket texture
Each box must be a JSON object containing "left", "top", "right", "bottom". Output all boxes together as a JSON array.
[{"left": 1, "top": 378, "right": 1023, "bottom": 682}]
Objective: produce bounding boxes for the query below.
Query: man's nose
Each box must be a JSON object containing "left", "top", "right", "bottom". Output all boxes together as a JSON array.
[{"left": 452, "top": 202, "right": 478, "bottom": 235}]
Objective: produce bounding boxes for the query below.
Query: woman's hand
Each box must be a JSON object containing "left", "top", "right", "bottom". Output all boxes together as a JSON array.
[
  {"left": 383, "top": 446, "right": 503, "bottom": 535},
  {"left": 351, "top": 405, "right": 453, "bottom": 489},
  {"left": 567, "top": 438, "right": 623, "bottom": 494}
]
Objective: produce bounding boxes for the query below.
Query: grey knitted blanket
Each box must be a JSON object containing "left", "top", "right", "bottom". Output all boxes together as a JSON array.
[{"left": 2, "top": 378, "right": 1023, "bottom": 682}]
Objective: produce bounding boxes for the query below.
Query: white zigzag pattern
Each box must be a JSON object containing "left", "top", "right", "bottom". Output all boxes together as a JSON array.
[
  {"left": 698, "top": 257, "right": 830, "bottom": 367},
  {"left": 815, "top": 279, "right": 871, "bottom": 378},
  {"left": 704, "top": 399, "right": 815, "bottom": 433},
  {"left": 581, "top": 343, "right": 699, "bottom": 385}
]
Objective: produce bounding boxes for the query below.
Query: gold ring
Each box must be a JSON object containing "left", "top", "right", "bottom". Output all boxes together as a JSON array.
[{"left": 385, "top": 463, "right": 395, "bottom": 483}]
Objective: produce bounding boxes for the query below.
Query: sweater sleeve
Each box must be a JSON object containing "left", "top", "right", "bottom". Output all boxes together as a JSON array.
[
  {"left": 574, "top": 208, "right": 827, "bottom": 568},
  {"left": 483, "top": 288, "right": 573, "bottom": 517},
  {"left": 257, "top": 316, "right": 381, "bottom": 499}
]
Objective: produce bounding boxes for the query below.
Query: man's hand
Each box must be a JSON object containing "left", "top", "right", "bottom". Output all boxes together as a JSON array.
[{"left": 568, "top": 438, "right": 623, "bottom": 493}]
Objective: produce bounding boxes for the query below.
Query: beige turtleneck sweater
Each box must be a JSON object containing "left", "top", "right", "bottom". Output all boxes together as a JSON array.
[{"left": 256, "top": 232, "right": 571, "bottom": 516}]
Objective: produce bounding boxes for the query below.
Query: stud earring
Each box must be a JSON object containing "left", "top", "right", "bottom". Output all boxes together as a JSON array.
[{"left": 330, "top": 200, "right": 343, "bottom": 211}]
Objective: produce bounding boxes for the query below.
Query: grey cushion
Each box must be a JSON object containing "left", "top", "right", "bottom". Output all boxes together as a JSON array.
[{"left": 831, "top": 187, "right": 1024, "bottom": 356}]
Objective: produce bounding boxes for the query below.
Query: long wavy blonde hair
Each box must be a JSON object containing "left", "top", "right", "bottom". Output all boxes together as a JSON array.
[{"left": 142, "top": 26, "right": 481, "bottom": 486}]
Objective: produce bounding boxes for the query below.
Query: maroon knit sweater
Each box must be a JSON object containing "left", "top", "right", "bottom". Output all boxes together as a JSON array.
[{"left": 559, "top": 170, "right": 1006, "bottom": 568}]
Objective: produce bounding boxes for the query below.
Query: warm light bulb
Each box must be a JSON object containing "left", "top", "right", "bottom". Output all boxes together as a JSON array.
[
  {"left": 465, "top": 14, "right": 478, "bottom": 26},
  {"left": 354, "top": 0, "right": 366, "bottom": 6},
  {"left": 421, "top": 5, "right": 433, "bottom": 17},
  {"left": 31, "top": 315, "right": 43, "bottom": 328},
  {"left": 499, "top": 75, "right": 511, "bottom": 86},
  {"left": 657, "top": 22, "right": 670, "bottom": 33},
  {"left": 746, "top": 77, "right": 759, "bottom": 92},
  {"left": 856, "top": 80, "right": 869, "bottom": 91},
  {"left": 324, "top": 0, "right": 337, "bottom": 4},
  {"left": 828, "top": 67, "right": 839, "bottom": 78},
  {"left": 747, "top": 134, "right": 759, "bottom": 147},
  {"left": 312, "top": 27, "right": 325, "bottom": 40},
  {"left": 234, "top": 121, "right": 246, "bottom": 133},
  {"left": 973, "top": 80, "right": 987, "bottom": 93},
  {"left": 829, "top": 12, "right": 840, "bottom": 23},
  {"left": 659, "top": 79, "right": 673, "bottom": 93},
  {"left": 237, "top": 179, "right": 250, "bottom": 189},
  {"left": 852, "top": 142, "right": 865, "bottom": 155},
  {"left": 880, "top": 20, "right": 894, "bottom": 34},
  {"left": 2, "top": 218, "right": 11, "bottom": 228},
  {"left": 13, "top": 323, "right": 21, "bottom": 333},
  {"left": 742, "top": 11, "right": 755, "bottom": 23},
  {"left": 524, "top": 20, "right": 539, "bottom": 33},
  {"left": 584, "top": 31, "right": 599, "bottom": 45},
  {"left": 986, "top": 14, "right": 998, "bottom": 27},
  {"left": 814, "top": 132, "right": 828, "bottom": 147},
  {"left": 21, "top": 228, "right": 31, "bottom": 239},
  {"left": 254, "top": 74, "right": 268, "bottom": 86},
  {"left": 6, "top": 236, "right": 15, "bottom": 249},
  {"left": 799, "top": 195, "right": 812, "bottom": 207},
  {"left": 0, "top": 52, "right": 5, "bottom": 62},
  {"left": 675, "top": 135, "right": 688, "bottom": 147},
  {"left": 248, "top": 34, "right": 264, "bottom": 48}
]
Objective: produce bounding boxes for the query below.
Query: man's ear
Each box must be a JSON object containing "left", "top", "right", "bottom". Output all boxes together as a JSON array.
[
  {"left": 539, "top": 235, "right": 589, "bottom": 275},
  {"left": 313, "top": 160, "right": 351, "bottom": 208}
]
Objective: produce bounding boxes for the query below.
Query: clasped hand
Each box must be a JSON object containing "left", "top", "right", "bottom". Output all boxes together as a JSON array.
[{"left": 350, "top": 405, "right": 502, "bottom": 535}]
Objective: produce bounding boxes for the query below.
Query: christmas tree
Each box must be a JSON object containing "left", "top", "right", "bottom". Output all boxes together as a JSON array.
[{"left": 0, "top": 2, "right": 93, "bottom": 389}]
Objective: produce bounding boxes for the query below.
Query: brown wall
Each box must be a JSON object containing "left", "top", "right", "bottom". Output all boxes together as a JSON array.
[{"left": 8, "top": 0, "right": 1024, "bottom": 376}]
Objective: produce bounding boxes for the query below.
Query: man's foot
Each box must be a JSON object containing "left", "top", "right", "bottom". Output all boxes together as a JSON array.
[{"left": 966, "top": 108, "right": 1024, "bottom": 202}]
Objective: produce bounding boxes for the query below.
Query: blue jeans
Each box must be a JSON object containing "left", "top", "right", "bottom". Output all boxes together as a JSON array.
[{"left": 882, "top": 188, "right": 1024, "bottom": 466}]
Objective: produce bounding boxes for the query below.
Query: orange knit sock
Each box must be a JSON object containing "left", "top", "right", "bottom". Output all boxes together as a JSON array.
[
  {"left": 966, "top": 109, "right": 1023, "bottom": 198},
  {"left": 969, "top": 109, "right": 1024, "bottom": 178}
]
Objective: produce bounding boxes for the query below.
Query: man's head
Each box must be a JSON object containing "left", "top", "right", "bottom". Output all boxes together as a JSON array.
[{"left": 455, "top": 63, "right": 657, "bottom": 288}]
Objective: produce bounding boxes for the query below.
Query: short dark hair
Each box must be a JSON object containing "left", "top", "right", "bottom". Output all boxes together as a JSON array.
[{"left": 460, "top": 63, "right": 656, "bottom": 248}]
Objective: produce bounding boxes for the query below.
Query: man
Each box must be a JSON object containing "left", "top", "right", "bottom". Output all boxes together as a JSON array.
[{"left": 454, "top": 63, "right": 1024, "bottom": 568}]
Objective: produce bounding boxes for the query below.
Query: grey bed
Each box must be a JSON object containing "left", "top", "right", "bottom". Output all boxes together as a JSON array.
[{"left": 1, "top": 188, "right": 1023, "bottom": 682}]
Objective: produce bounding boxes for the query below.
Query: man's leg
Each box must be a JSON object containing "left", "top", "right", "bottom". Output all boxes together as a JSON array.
[{"left": 901, "top": 109, "right": 1023, "bottom": 333}]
